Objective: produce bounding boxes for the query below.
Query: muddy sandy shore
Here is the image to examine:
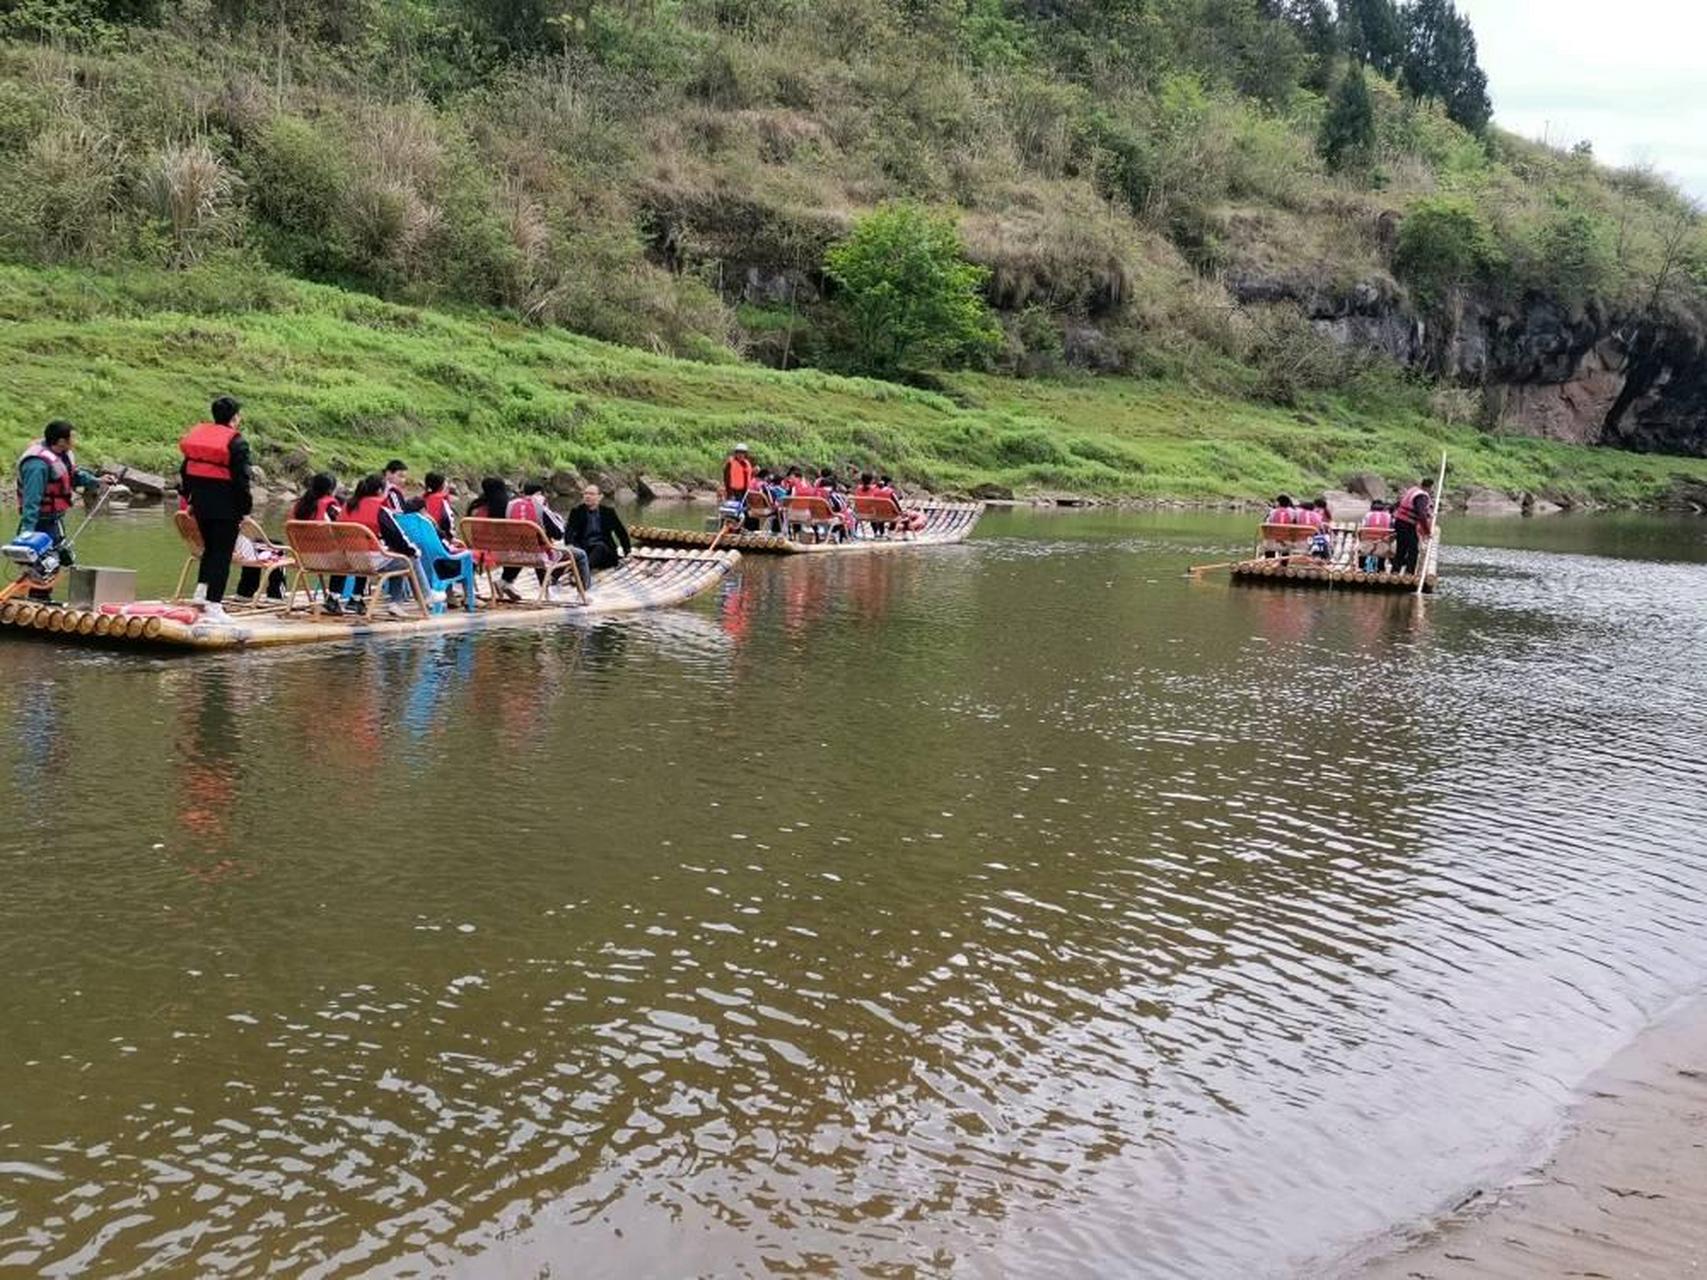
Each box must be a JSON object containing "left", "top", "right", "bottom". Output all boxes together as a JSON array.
[{"left": 1350, "top": 993, "right": 1707, "bottom": 1279}]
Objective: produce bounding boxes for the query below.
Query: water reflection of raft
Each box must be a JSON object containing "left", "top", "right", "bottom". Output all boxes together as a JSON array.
[
  {"left": 632, "top": 502, "right": 984, "bottom": 554},
  {"left": 0, "top": 547, "right": 737, "bottom": 651},
  {"left": 1228, "top": 559, "right": 1437, "bottom": 592}
]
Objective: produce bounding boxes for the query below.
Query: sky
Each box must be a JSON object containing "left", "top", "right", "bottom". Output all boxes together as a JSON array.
[{"left": 1454, "top": 0, "right": 1707, "bottom": 200}]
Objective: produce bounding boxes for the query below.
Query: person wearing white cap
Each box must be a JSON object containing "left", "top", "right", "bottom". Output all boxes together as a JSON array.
[{"left": 722, "top": 442, "right": 755, "bottom": 503}]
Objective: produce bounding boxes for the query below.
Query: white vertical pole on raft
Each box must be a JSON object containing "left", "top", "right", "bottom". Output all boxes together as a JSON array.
[{"left": 1416, "top": 450, "right": 1448, "bottom": 596}]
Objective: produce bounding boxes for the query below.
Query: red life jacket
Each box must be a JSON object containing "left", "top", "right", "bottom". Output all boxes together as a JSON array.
[
  {"left": 179, "top": 422, "right": 238, "bottom": 482},
  {"left": 723, "top": 455, "right": 754, "bottom": 496},
  {"left": 341, "top": 494, "right": 387, "bottom": 533},
  {"left": 1362, "top": 509, "right": 1393, "bottom": 530},
  {"left": 1266, "top": 506, "right": 1294, "bottom": 525},
  {"left": 1395, "top": 486, "right": 1427, "bottom": 525},
  {"left": 423, "top": 490, "right": 454, "bottom": 530},
  {"left": 311, "top": 494, "right": 340, "bottom": 522},
  {"left": 16, "top": 442, "right": 76, "bottom": 519}
]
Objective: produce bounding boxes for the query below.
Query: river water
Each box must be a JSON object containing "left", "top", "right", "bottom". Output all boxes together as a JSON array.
[{"left": 2, "top": 507, "right": 1705, "bottom": 1278}]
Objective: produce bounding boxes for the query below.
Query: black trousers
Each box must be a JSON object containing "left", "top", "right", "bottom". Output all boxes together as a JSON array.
[
  {"left": 1393, "top": 521, "right": 1420, "bottom": 575},
  {"left": 196, "top": 516, "right": 240, "bottom": 604},
  {"left": 235, "top": 565, "right": 286, "bottom": 599},
  {"left": 585, "top": 540, "right": 619, "bottom": 571}
]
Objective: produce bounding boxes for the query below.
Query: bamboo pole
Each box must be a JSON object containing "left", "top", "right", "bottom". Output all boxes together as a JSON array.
[{"left": 1417, "top": 450, "right": 1448, "bottom": 596}]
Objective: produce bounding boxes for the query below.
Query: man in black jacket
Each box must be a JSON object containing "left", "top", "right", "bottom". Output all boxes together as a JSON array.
[
  {"left": 564, "top": 484, "right": 631, "bottom": 571},
  {"left": 177, "top": 395, "right": 252, "bottom": 620}
]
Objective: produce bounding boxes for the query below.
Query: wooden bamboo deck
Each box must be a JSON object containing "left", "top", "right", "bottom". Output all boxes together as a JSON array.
[
  {"left": 0, "top": 547, "right": 737, "bottom": 651},
  {"left": 1228, "top": 558, "right": 1437, "bottom": 592},
  {"left": 632, "top": 502, "right": 983, "bottom": 555}
]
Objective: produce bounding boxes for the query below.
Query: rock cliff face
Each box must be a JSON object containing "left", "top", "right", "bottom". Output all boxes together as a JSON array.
[{"left": 1228, "top": 271, "right": 1707, "bottom": 457}]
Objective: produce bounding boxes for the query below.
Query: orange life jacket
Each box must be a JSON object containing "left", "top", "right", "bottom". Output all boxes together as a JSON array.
[
  {"left": 16, "top": 442, "right": 76, "bottom": 518},
  {"left": 1265, "top": 506, "right": 1294, "bottom": 525},
  {"left": 178, "top": 422, "right": 238, "bottom": 482},
  {"left": 724, "top": 455, "right": 754, "bottom": 496},
  {"left": 1362, "top": 509, "right": 1393, "bottom": 530},
  {"left": 311, "top": 494, "right": 340, "bottom": 522}
]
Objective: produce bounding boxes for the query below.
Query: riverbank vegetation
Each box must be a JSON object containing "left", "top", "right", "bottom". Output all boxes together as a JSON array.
[
  {"left": 6, "top": 263, "right": 1704, "bottom": 506},
  {"left": 0, "top": 0, "right": 1703, "bottom": 500}
]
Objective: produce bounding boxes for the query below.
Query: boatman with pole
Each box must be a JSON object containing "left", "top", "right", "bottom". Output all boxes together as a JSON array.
[
  {"left": 177, "top": 395, "right": 252, "bottom": 622},
  {"left": 722, "top": 443, "right": 755, "bottom": 502},
  {"left": 1392, "top": 474, "right": 1435, "bottom": 577},
  {"left": 14, "top": 421, "right": 110, "bottom": 601}
]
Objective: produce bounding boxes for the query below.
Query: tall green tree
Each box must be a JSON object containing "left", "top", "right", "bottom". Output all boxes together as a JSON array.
[
  {"left": 1318, "top": 63, "right": 1375, "bottom": 172},
  {"left": 1400, "top": 0, "right": 1492, "bottom": 132},
  {"left": 825, "top": 203, "right": 999, "bottom": 377},
  {"left": 1336, "top": 0, "right": 1403, "bottom": 75}
]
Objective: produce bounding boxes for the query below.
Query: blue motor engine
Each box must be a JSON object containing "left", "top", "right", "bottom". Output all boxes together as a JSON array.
[{"left": 2, "top": 531, "right": 61, "bottom": 583}]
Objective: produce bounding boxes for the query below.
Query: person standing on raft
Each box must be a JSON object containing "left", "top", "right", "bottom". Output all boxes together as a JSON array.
[
  {"left": 14, "top": 420, "right": 109, "bottom": 601},
  {"left": 722, "top": 444, "right": 755, "bottom": 502},
  {"left": 177, "top": 396, "right": 252, "bottom": 622},
  {"left": 1392, "top": 476, "right": 1435, "bottom": 577}
]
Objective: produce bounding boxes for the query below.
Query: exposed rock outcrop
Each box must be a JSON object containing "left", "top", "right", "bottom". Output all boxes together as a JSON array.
[{"left": 1232, "top": 265, "right": 1707, "bottom": 458}]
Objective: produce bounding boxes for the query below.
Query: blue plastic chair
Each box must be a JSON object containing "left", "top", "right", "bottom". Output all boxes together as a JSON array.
[{"left": 391, "top": 511, "right": 477, "bottom": 611}]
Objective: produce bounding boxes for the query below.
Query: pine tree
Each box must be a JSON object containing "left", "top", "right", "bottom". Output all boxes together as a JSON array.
[
  {"left": 1336, "top": 0, "right": 1403, "bottom": 76},
  {"left": 1318, "top": 64, "right": 1376, "bottom": 172},
  {"left": 1400, "top": 0, "right": 1493, "bottom": 132}
]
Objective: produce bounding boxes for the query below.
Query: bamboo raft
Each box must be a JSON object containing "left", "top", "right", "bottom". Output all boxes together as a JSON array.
[
  {"left": 632, "top": 502, "right": 984, "bottom": 555},
  {"left": 1228, "top": 558, "right": 1437, "bottom": 592},
  {"left": 0, "top": 547, "right": 738, "bottom": 652}
]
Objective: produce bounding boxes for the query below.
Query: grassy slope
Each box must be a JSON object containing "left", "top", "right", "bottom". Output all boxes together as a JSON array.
[{"left": 4, "top": 263, "right": 1704, "bottom": 505}]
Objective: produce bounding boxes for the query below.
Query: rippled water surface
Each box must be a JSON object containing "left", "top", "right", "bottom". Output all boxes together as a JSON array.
[{"left": 3, "top": 507, "right": 1706, "bottom": 1278}]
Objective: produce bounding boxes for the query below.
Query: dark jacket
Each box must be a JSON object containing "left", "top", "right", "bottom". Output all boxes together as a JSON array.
[
  {"left": 565, "top": 503, "right": 630, "bottom": 556},
  {"left": 179, "top": 432, "right": 253, "bottom": 521}
]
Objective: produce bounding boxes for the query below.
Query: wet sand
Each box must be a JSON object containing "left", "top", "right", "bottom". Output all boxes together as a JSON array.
[{"left": 1355, "top": 993, "right": 1707, "bottom": 1279}]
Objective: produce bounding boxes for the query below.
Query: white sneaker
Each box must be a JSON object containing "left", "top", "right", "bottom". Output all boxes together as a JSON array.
[
  {"left": 201, "top": 601, "right": 228, "bottom": 622},
  {"left": 191, "top": 583, "right": 208, "bottom": 602}
]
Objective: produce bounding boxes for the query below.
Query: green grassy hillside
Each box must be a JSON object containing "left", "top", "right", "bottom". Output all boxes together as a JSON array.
[{"left": 6, "top": 264, "right": 1704, "bottom": 506}]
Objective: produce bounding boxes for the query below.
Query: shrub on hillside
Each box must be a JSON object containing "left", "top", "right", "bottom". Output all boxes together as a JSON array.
[
  {"left": 244, "top": 115, "right": 354, "bottom": 276},
  {"left": 825, "top": 201, "right": 999, "bottom": 377},
  {"left": 1393, "top": 195, "right": 1501, "bottom": 307},
  {"left": 141, "top": 140, "right": 240, "bottom": 267}
]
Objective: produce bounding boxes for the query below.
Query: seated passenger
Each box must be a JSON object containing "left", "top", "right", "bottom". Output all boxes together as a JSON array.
[
  {"left": 877, "top": 474, "right": 927, "bottom": 532},
  {"left": 1360, "top": 500, "right": 1394, "bottom": 572},
  {"left": 421, "top": 472, "right": 458, "bottom": 542},
  {"left": 565, "top": 484, "right": 631, "bottom": 571},
  {"left": 394, "top": 497, "right": 477, "bottom": 609},
  {"left": 337, "top": 475, "right": 404, "bottom": 614},
  {"left": 1262, "top": 494, "right": 1298, "bottom": 559},
  {"left": 466, "top": 476, "right": 511, "bottom": 520},
  {"left": 291, "top": 473, "right": 350, "bottom": 613},
  {"left": 507, "top": 481, "right": 588, "bottom": 593}
]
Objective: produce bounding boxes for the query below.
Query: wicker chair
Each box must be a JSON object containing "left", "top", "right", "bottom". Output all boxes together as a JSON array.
[
  {"left": 459, "top": 517, "right": 588, "bottom": 605},
  {"left": 173, "top": 510, "right": 297, "bottom": 601},
  {"left": 282, "top": 520, "right": 429, "bottom": 618}
]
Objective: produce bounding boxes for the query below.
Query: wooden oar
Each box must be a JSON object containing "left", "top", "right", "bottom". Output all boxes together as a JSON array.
[{"left": 1186, "top": 560, "right": 1241, "bottom": 576}]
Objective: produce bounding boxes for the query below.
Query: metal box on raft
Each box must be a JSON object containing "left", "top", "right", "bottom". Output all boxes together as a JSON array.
[{"left": 68, "top": 566, "right": 138, "bottom": 609}]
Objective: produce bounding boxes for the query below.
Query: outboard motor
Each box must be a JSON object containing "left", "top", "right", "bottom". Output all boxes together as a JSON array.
[{"left": 2, "top": 531, "right": 62, "bottom": 584}]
